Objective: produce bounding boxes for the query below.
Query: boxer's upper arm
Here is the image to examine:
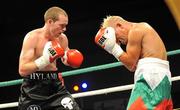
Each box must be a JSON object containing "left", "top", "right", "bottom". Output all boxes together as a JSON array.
[
  {"left": 59, "top": 33, "right": 69, "bottom": 51},
  {"left": 19, "top": 33, "right": 36, "bottom": 66},
  {"left": 126, "top": 29, "right": 142, "bottom": 63},
  {"left": 120, "top": 29, "right": 143, "bottom": 71}
]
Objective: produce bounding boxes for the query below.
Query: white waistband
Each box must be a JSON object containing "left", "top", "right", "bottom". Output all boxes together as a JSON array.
[
  {"left": 136, "top": 57, "right": 169, "bottom": 70},
  {"left": 134, "top": 58, "right": 172, "bottom": 88},
  {"left": 134, "top": 58, "right": 171, "bottom": 83}
]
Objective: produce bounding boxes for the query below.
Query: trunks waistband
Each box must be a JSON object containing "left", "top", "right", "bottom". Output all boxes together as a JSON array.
[
  {"left": 134, "top": 58, "right": 171, "bottom": 83},
  {"left": 26, "top": 71, "right": 59, "bottom": 80},
  {"left": 136, "top": 57, "right": 169, "bottom": 70}
]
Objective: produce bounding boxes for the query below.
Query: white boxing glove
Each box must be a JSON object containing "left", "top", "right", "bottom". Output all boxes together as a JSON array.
[
  {"left": 95, "top": 27, "right": 124, "bottom": 60},
  {"left": 35, "top": 40, "right": 64, "bottom": 70}
]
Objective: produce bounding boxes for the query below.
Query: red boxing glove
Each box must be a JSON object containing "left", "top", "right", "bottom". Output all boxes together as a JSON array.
[
  {"left": 62, "top": 49, "right": 84, "bottom": 68},
  {"left": 48, "top": 40, "right": 65, "bottom": 63}
]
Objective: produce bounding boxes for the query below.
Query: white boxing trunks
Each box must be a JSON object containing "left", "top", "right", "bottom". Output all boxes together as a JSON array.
[{"left": 127, "top": 58, "right": 173, "bottom": 110}]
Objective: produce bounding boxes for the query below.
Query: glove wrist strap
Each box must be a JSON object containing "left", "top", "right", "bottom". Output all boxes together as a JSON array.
[
  {"left": 112, "top": 43, "right": 124, "bottom": 60},
  {"left": 34, "top": 56, "right": 49, "bottom": 70}
]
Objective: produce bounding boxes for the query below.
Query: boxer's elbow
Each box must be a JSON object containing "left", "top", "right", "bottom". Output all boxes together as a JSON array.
[
  {"left": 18, "top": 65, "right": 32, "bottom": 77},
  {"left": 19, "top": 68, "right": 28, "bottom": 77},
  {"left": 127, "top": 66, "right": 136, "bottom": 72},
  {"left": 124, "top": 63, "right": 136, "bottom": 72}
]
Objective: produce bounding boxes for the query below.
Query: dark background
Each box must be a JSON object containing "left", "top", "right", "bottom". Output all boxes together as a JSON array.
[{"left": 0, "top": 0, "right": 180, "bottom": 109}]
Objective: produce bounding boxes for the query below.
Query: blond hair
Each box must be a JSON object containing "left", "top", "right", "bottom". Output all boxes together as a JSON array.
[
  {"left": 101, "top": 16, "right": 127, "bottom": 28},
  {"left": 44, "top": 6, "right": 68, "bottom": 22}
]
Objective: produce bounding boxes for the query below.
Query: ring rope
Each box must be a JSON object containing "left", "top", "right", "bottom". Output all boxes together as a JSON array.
[
  {"left": 0, "top": 75, "right": 180, "bottom": 109},
  {"left": 0, "top": 49, "right": 180, "bottom": 88}
]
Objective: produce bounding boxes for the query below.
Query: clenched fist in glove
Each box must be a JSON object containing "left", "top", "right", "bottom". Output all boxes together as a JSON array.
[
  {"left": 35, "top": 40, "right": 65, "bottom": 70},
  {"left": 62, "top": 49, "right": 84, "bottom": 68},
  {"left": 95, "top": 27, "right": 124, "bottom": 60}
]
